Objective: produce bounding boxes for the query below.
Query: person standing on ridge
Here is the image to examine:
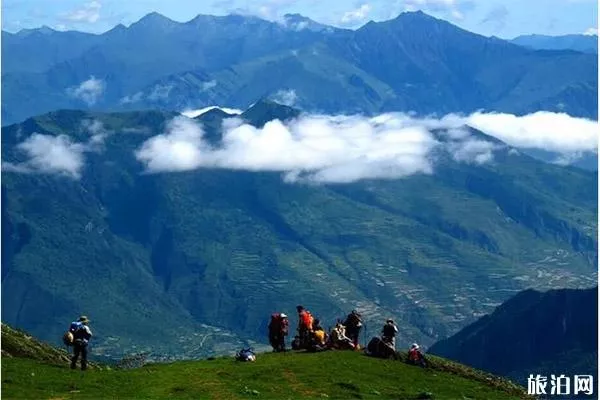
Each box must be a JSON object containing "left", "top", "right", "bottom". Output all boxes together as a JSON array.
[
  {"left": 69, "top": 315, "right": 93, "bottom": 370},
  {"left": 296, "top": 305, "right": 313, "bottom": 348},
  {"left": 343, "top": 310, "right": 363, "bottom": 348},
  {"left": 268, "top": 312, "right": 289, "bottom": 352},
  {"left": 381, "top": 318, "right": 398, "bottom": 350}
]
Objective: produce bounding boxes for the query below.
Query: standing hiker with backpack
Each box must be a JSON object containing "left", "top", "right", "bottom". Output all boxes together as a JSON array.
[
  {"left": 296, "top": 305, "right": 314, "bottom": 349},
  {"left": 268, "top": 312, "right": 289, "bottom": 352},
  {"left": 381, "top": 318, "right": 398, "bottom": 350},
  {"left": 343, "top": 310, "right": 363, "bottom": 348},
  {"left": 68, "top": 316, "right": 93, "bottom": 370}
]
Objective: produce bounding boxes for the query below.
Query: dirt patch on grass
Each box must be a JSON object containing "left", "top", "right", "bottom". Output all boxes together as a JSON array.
[{"left": 282, "top": 369, "right": 319, "bottom": 396}]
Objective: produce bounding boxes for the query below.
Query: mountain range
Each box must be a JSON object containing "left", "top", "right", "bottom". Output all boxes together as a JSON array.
[
  {"left": 2, "top": 11, "right": 598, "bottom": 126},
  {"left": 511, "top": 34, "right": 598, "bottom": 54},
  {"left": 2, "top": 100, "right": 597, "bottom": 359},
  {"left": 429, "top": 287, "right": 598, "bottom": 387}
]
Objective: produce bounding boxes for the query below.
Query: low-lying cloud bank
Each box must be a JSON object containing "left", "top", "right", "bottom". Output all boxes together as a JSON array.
[
  {"left": 136, "top": 115, "right": 446, "bottom": 182},
  {"left": 464, "top": 111, "right": 597, "bottom": 153},
  {"left": 135, "top": 110, "right": 597, "bottom": 183},
  {"left": 2, "top": 120, "right": 110, "bottom": 179},
  {"left": 4, "top": 110, "right": 596, "bottom": 182}
]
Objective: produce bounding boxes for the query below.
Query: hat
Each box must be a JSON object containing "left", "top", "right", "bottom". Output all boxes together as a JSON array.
[
  {"left": 386, "top": 318, "right": 394, "bottom": 323},
  {"left": 78, "top": 315, "right": 90, "bottom": 323},
  {"left": 411, "top": 343, "right": 419, "bottom": 350},
  {"left": 280, "top": 313, "right": 288, "bottom": 318}
]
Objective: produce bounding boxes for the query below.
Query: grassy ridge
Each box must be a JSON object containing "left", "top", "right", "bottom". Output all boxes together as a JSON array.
[{"left": 1, "top": 351, "right": 530, "bottom": 400}]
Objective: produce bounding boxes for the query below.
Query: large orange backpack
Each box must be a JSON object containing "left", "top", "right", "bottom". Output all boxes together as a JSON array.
[{"left": 301, "top": 311, "right": 314, "bottom": 330}]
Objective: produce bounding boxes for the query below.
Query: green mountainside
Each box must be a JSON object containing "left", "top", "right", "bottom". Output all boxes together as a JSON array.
[
  {"left": 428, "top": 287, "right": 598, "bottom": 385},
  {"left": 1, "top": 102, "right": 597, "bottom": 361}
]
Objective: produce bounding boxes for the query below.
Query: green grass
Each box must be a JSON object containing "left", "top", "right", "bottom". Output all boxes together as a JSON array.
[{"left": 1, "top": 351, "right": 531, "bottom": 400}]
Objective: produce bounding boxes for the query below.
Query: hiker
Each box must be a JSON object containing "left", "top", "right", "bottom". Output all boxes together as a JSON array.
[
  {"left": 296, "top": 305, "right": 314, "bottom": 348},
  {"left": 408, "top": 343, "right": 427, "bottom": 367},
  {"left": 366, "top": 336, "right": 396, "bottom": 359},
  {"left": 329, "top": 322, "right": 355, "bottom": 350},
  {"left": 268, "top": 312, "right": 289, "bottom": 352},
  {"left": 381, "top": 319, "right": 398, "bottom": 350},
  {"left": 311, "top": 319, "right": 327, "bottom": 347},
  {"left": 69, "top": 315, "right": 92, "bottom": 370},
  {"left": 343, "top": 310, "right": 363, "bottom": 348}
]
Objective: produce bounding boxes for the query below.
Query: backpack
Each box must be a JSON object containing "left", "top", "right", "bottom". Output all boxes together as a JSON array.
[
  {"left": 366, "top": 337, "right": 396, "bottom": 359},
  {"left": 63, "top": 331, "right": 74, "bottom": 346},
  {"left": 235, "top": 348, "right": 256, "bottom": 362},
  {"left": 345, "top": 312, "right": 362, "bottom": 328},
  {"left": 300, "top": 311, "right": 313, "bottom": 330},
  {"left": 383, "top": 324, "right": 396, "bottom": 338},
  {"left": 63, "top": 321, "right": 82, "bottom": 346},
  {"left": 269, "top": 314, "right": 281, "bottom": 331}
]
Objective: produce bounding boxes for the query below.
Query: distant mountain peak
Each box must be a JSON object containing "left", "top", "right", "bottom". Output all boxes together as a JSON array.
[
  {"left": 241, "top": 99, "right": 301, "bottom": 126},
  {"left": 282, "top": 13, "right": 336, "bottom": 32},
  {"left": 15, "top": 25, "right": 56, "bottom": 37},
  {"left": 131, "top": 12, "right": 177, "bottom": 29},
  {"left": 395, "top": 10, "right": 436, "bottom": 20},
  {"left": 142, "top": 11, "right": 171, "bottom": 21},
  {"left": 106, "top": 23, "right": 127, "bottom": 34}
]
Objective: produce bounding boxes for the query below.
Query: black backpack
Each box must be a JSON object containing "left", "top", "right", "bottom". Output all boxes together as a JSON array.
[
  {"left": 383, "top": 324, "right": 396, "bottom": 338},
  {"left": 235, "top": 348, "right": 256, "bottom": 362}
]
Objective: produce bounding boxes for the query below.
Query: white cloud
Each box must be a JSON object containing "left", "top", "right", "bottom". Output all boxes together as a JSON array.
[
  {"left": 181, "top": 106, "right": 243, "bottom": 118},
  {"left": 135, "top": 116, "right": 210, "bottom": 172},
  {"left": 3, "top": 119, "right": 110, "bottom": 179},
  {"left": 271, "top": 89, "right": 298, "bottom": 106},
  {"left": 4, "top": 134, "right": 86, "bottom": 179},
  {"left": 448, "top": 139, "right": 496, "bottom": 165},
  {"left": 120, "top": 92, "right": 144, "bottom": 104},
  {"left": 67, "top": 76, "right": 105, "bottom": 106},
  {"left": 62, "top": 1, "right": 102, "bottom": 23},
  {"left": 133, "top": 113, "right": 497, "bottom": 182},
  {"left": 147, "top": 84, "right": 173, "bottom": 102},
  {"left": 81, "top": 119, "right": 110, "bottom": 145},
  {"left": 201, "top": 80, "right": 218, "bottom": 91},
  {"left": 464, "top": 111, "right": 598, "bottom": 153},
  {"left": 135, "top": 110, "right": 597, "bottom": 182},
  {"left": 583, "top": 27, "right": 598, "bottom": 36},
  {"left": 341, "top": 4, "right": 371, "bottom": 25}
]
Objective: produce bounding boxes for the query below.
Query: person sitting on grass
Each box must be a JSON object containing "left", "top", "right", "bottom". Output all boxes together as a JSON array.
[{"left": 408, "top": 343, "right": 427, "bottom": 368}]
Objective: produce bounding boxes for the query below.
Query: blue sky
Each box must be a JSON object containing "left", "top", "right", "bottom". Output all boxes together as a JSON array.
[{"left": 2, "top": 0, "right": 598, "bottom": 38}]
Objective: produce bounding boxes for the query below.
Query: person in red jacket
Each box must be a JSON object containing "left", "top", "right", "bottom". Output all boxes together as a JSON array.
[
  {"left": 408, "top": 343, "right": 427, "bottom": 367},
  {"left": 268, "top": 313, "right": 289, "bottom": 352}
]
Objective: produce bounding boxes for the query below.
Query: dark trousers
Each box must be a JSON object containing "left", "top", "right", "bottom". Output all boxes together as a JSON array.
[
  {"left": 346, "top": 326, "right": 361, "bottom": 346},
  {"left": 269, "top": 333, "right": 286, "bottom": 351},
  {"left": 71, "top": 342, "right": 88, "bottom": 370},
  {"left": 298, "top": 327, "right": 311, "bottom": 348}
]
